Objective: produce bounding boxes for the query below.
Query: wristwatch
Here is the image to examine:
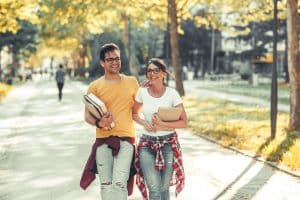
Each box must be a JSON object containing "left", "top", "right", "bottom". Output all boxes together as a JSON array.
[{"left": 95, "top": 119, "right": 102, "bottom": 128}]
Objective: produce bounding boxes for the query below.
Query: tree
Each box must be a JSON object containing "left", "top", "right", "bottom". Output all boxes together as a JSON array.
[
  {"left": 0, "top": 21, "right": 38, "bottom": 79},
  {"left": 0, "top": 0, "right": 39, "bottom": 34},
  {"left": 179, "top": 20, "right": 211, "bottom": 78},
  {"left": 38, "top": 0, "right": 157, "bottom": 77},
  {"left": 168, "top": 0, "right": 185, "bottom": 96},
  {"left": 286, "top": 0, "right": 300, "bottom": 131}
]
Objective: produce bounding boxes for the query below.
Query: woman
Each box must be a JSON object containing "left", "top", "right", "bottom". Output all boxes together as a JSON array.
[{"left": 133, "top": 58, "right": 188, "bottom": 200}]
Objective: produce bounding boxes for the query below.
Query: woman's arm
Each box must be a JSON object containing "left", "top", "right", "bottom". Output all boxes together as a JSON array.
[
  {"left": 152, "top": 103, "right": 188, "bottom": 129},
  {"left": 132, "top": 100, "right": 156, "bottom": 132}
]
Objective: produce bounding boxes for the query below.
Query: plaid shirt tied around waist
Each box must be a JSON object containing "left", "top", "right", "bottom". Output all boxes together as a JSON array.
[{"left": 135, "top": 132, "right": 185, "bottom": 200}]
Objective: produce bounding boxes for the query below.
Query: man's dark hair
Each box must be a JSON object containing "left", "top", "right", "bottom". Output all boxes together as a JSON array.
[{"left": 99, "top": 43, "right": 120, "bottom": 61}]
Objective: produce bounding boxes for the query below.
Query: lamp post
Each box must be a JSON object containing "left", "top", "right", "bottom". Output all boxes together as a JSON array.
[
  {"left": 271, "top": 0, "right": 278, "bottom": 139},
  {"left": 210, "top": 28, "right": 215, "bottom": 74}
]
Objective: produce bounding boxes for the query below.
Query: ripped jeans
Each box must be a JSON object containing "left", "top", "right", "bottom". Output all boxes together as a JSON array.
[
  {"left": 139, "top": 135, "right": 174, "bottom": 200},
  {"left": 96, "top": 140, "right": 134, "bottom": 200}
]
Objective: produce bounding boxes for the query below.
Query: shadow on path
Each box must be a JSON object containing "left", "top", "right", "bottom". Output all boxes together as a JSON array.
[{"left": 213, "top": 133, "right": 299, "bottom": 200}]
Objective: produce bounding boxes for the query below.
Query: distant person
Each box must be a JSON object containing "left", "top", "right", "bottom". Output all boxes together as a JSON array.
[
  {"left": 25, "top": 69, "right": 32, "bottom": 81},
  {"left": 55, "top": 64, "right": 66, "bottom": 101},
  {"left": 133, "top": 58, "right": 188, "bottom": 200}
]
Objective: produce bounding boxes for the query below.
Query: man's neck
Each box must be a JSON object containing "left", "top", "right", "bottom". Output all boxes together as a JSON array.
[{"left": 104, "top": 73, "right": 122, "bottom": 82}]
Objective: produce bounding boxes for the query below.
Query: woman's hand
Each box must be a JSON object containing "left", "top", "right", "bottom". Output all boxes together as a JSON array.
[
  {"left": 142, "top": 121, "right": 156, "bottom": 132},
  {"left": 152, "top": 114, "right": 174, "bottom": 131},
  {"left": 152, "top": 114, "right": 163, "bottom": 126}
]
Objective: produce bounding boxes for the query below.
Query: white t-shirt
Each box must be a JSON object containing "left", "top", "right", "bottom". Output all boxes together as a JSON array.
[{"left": 135, "top": 87, "right": 182, "bottom": 136}]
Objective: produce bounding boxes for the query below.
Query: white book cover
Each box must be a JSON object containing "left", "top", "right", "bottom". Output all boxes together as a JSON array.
[
  {"left": 83, "top": 93, "right": 115, "bottom": 129},
  {"left": 86, "top": 93, "right": 108, "bottom": 114},
  {"left": 87, "top": 93, "right": 104, "bottom": 107}
]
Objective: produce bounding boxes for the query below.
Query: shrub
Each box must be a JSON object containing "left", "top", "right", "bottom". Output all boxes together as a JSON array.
[{"left": 0, "top": 82, "right": 13, "bottom": 100}]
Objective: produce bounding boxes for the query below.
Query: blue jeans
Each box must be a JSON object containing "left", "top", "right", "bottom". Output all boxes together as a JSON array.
[
  {"left": 96, "top": 140, "right": 134, "bottom": 200},
  {"left": 139, "top": 135, "right": 174, "bottom": 200}
]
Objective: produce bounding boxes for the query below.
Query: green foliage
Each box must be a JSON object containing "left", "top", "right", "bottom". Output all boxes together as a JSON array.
[
  {"left": 0, "top": 20, "right": 38, "bottom": 56},
  {"left": 0, "top": 0, "right": 39, "bottom": 34},
  {"left": 229, "top": 20, "right": 286, "bottom": 60},
  {"left": 179, "top": 19, "right": 212, "bottom": 65},
  {"left": 0, "top": 82, "right": 12, "bottom": 100}
]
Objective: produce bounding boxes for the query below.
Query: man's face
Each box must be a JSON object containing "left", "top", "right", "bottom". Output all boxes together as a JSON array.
[{"left": 100, "top": 50, "right": 121, "bottom": 74}]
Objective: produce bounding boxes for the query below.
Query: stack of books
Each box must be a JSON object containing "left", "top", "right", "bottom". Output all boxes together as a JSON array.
[{"left": 83, "top": 93, "right": 115, "bottom": 130}]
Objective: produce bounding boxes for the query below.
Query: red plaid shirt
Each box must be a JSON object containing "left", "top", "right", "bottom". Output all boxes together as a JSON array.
[{"left": 135, "top": 132, "right": 185, "bottom": 200}]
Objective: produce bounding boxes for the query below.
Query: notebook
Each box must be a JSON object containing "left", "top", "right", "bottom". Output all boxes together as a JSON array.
[{"left": 157, "top": 107, "right": 182, "bottom": 121}]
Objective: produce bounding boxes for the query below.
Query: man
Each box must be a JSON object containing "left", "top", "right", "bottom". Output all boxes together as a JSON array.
[
  {"left": 55, "top": 64, "right": 66, "bottom": 101},
  {"left": 80, "top": 43, "right": 139, "bottom": 200}
]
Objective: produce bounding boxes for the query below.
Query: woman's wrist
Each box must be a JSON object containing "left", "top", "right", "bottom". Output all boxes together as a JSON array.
[{"left": 141, "top": 120, "right": 150, "bottom": 127}]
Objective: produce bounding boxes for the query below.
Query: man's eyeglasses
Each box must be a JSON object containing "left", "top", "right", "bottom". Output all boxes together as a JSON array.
[
  {"left": 146, "top": 68, "right": 161, "bottom": 74},
  {"left": 105, "top": 57, "right": 121, "bottom": 63}
]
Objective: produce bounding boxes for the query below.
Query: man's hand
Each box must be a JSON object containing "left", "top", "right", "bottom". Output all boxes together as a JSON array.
[
  {"left": 139, "top": 80, "right": 151, "bottom": 88},
  {"left": 99, "top": 112, "right": 114, "bottom": 129}
]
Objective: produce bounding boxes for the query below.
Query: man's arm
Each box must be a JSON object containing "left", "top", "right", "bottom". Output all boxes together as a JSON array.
[
  {"left": 84, "top": 107, "right": 113, "bottom": 128},
  {"left": 84, "top": 107, "right": 98, "bottom": 126}
]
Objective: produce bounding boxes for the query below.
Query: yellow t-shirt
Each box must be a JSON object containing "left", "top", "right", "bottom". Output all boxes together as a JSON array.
[{"left": 87, "top": 75, "right": 139, "bottom": 138}]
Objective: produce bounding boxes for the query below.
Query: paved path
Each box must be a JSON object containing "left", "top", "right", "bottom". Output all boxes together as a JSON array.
[
  {"left": 0, "top": 79, "right": 299, "bottom": 200},
  {"left": 181, "top": 80, "right": 289, "bottom": 112}
]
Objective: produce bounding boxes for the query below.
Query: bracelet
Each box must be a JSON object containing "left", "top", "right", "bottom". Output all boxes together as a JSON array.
[{"left": 95, "top": 119, "right": 102, "bottom": 128}]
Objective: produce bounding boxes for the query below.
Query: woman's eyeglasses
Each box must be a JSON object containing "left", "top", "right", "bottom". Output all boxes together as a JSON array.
[{"left": 146, "top": 68, "right": 161, "bottom": 74}]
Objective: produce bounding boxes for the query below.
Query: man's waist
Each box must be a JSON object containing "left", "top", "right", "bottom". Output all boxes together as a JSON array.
[
  {"left": 96, "top": 129, "right": 135, "bottom": 138},
  {"left": 95, "top": 135, "right": 135, "bottom": 144}
]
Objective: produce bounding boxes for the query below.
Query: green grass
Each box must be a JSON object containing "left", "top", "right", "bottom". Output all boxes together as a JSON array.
[
  {"left": 198, "top": 82, "right": 290, "bottom": 104},
  {"left": 184, "top": 96, "right": 300, "bottom": 172}
]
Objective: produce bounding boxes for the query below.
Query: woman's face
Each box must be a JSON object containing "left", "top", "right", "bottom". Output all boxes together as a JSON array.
[{"left": 146, "top": 64, "right": 166, "bottom": 85}]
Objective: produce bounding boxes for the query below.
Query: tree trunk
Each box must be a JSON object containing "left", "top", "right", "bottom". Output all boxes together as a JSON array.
[
  {"left": 287, "top": 0, "right": 300, "bottom": 131},
  {"left": 129, "top": 42, "right": 139, "bottom": 80},
  {"left": 168, "top": 0, "right": 185, "bottom": 96},
  {"left": 121, "top": 14, "right": 138, "bottom": 78},
  {"left": 79, "top": 44, "right": 87, "bottom": 68},
  {"left": 0, "top": 47, "right": 2, "bottom": 81},
  {"left": 122, "top": 14, "right": 130, "bottom": 74},
  {"left": 128, "top": 18, "right": 139, "bottom": 80}
]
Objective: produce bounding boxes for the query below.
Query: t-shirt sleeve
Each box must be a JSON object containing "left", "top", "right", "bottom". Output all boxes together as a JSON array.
[
  {"left": 87, "top": 81, "right": 97, "bottom": 95},
  {"left": 135, "top": 88, "right": 143, "bottom": 103},
  {"left": 171, "top": 88, "right": 183, "bottom": 106},
  {"left": 132, "top": 77, "right": 139, "bottom": 95}
]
